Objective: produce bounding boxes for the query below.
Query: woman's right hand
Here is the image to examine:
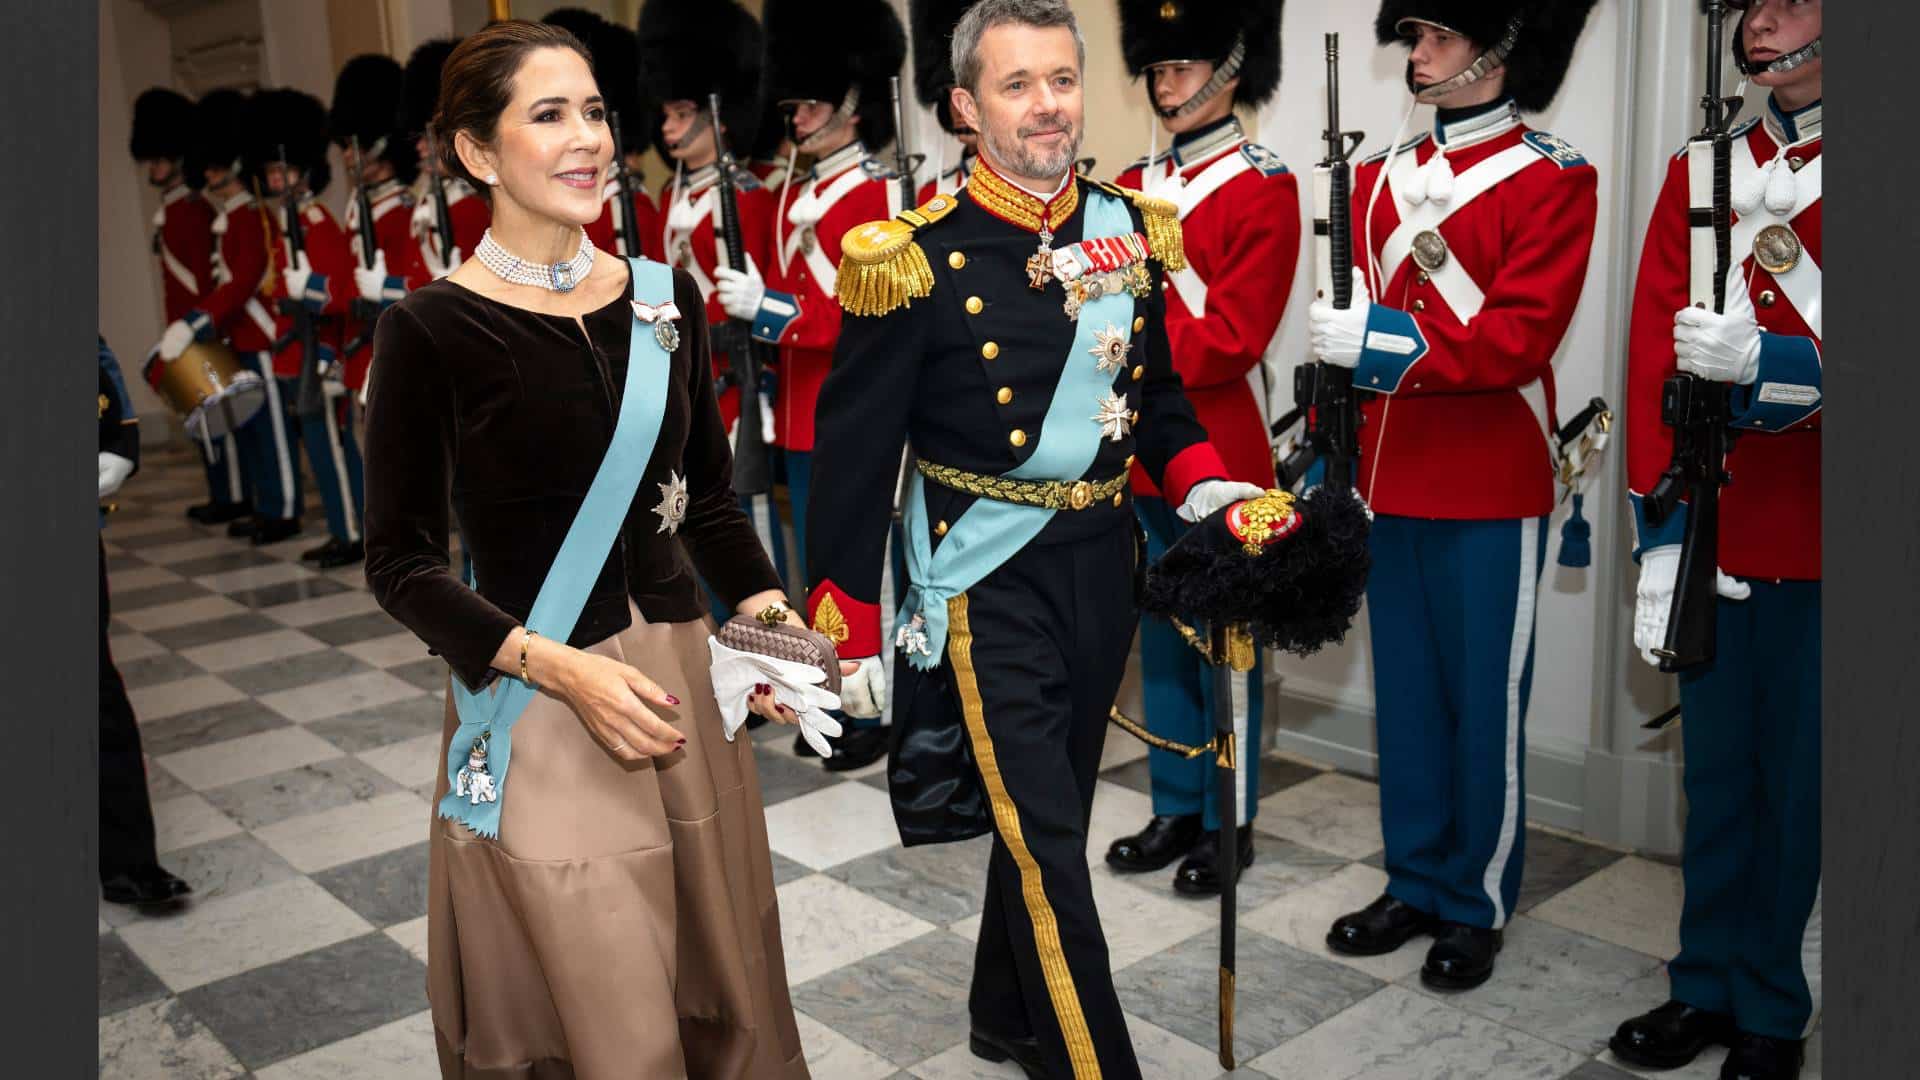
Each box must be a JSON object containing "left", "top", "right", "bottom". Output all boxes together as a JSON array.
[{"left": 536, "top": 641, "right": 684, "bottom": 761}]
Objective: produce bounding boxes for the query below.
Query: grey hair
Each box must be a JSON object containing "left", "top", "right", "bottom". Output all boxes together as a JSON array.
[{"left": 949, "top": 0, "right": 1086, "bottom": 96}]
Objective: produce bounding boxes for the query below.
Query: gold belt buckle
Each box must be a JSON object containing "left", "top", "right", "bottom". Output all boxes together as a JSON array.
[{"left": 1068, "top": 480, "right": 1094, "bottom": 511}]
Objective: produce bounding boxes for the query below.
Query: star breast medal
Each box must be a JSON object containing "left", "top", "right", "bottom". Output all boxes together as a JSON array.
[
  {"left": 654, "top": 470, "right": 689, "bottom": 535},
  {"left": 1089, "top": 324, "right": 1129, "bottom": 374},
  {"left": 1093, "top": 391, "right": 1133, "bottom": 442}
]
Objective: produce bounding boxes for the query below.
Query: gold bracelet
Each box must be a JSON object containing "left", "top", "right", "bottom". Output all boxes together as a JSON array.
[{"left": 520, "top": 629, "right": 539, "bottom": 687}]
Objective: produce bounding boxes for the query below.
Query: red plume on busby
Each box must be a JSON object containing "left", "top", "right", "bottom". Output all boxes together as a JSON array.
[
  {"left": 909, "top": 0, "right": 975, "bottom": 135},
  {"left": 763, "top": 0, "right": 908, "bottom": 150},
  {"left": 328, "top": 53, "right": 419, "bottom": 183},
  {"left": 1118, "top": 0, "right": 1286, "bottom": 109},
  {"left": 186, "top": 87, "right": 251, "bottom": 189},
  {"left": 1374, "top": 0, "right": 1598, "bottom": 113},
  {"left": 249, "top": 87, "right": 334, "bottom": 197},
  {"left": 130, "top": 87, "right": 196, "bottom": 163},
  {"left": 400, "top": 37, "right": 459, "bottom": 140},
  {"left": 635, "top": 0, "right": 764, "bottom": 160},
  {"left": 543, "top": 7, "right": 645, "bottom": 147},
  {"left": 1140, "top": 488, "right": 1371, "bottom": 658}
]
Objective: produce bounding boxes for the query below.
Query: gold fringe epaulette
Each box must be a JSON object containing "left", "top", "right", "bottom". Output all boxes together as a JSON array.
[
  {"left": 1094, "top": 180, "right": 1187, "bottom": 272},
  {"left": 834, "top": 193, "right": 961, "bottom": 318}
]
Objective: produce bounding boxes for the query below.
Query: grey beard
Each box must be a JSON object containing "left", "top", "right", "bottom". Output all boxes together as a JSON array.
[{"left": 982, "top": 117, "right": 1081, "bottom": 184}]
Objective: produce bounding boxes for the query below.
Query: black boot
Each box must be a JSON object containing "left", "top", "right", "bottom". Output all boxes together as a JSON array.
[
  {"left": 300, "top": 537, "right": 343, "bottom": 562},
  {"left": 1610, "top": 1001, "right": 1736, "bottom": 1070},
  {"left": 1327, "top": 893, "right": 1437, "bottom": 956},
  {"left": 1719, "top": 1033, "right": 1804, "bottom": 1080},
  {"left": 227, "top": 515, "right": 260, "bottom": 539},
  {"left": 251, "top": 517, "right": 302, "bottom": 546},
  {"left": 101, "top": 865, "right": 193, "bottom": 908},
  {"left": 824, "top": 725, "right": 889, "bottom": 771},
  {"left": 188, "top": 500, "right": 252, "bottom": 526},
  {"left": 1105, "top": 814, "right": 1203, "bottom": 873},
  {"left": 969, "top": 1026, "right": 1048, "bottom": 1079},
  {"left": 313, "top": 539, "right": 364, "bottom": 569},
  {"left": 1173, "top": 825, "right": 1255, "bottom": 896},
  {"left": 1421, "top": 922, "right": 1503, "bottom": 990}
]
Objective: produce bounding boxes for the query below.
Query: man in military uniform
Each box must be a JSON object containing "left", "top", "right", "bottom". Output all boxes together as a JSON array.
[
  {"left": 807, "top": 2, "right": 1255, "bottom": 1074},
  {"left": 1105, "top": 0, "right": 1293, "bottom": 898},
  {"left": 331, "top": 55, "right": 424, "bottom": 406},
  {"left": 100, "top": 334, "right": 192, "bottom": 908},
  {"left": 402, "top": 38, "right": 491, "bottom": 278},
  {"left": 1612, "top": 3, "right": 1823, "bottom": 1077},
  {"left": 911, "top": 0, "right": 983, "bottom": 201},
  {"left": 1310, "top": 0, "right": 1599, "bottom": 991},
  {"left": 130, "top": 88, "right": 240, "bottom": 526},
  {"left": 543, "top": 9, "right": 656, "bottom": 259},
  {"left": 715, "top": 0, "right": 910, "bottom": 770}
]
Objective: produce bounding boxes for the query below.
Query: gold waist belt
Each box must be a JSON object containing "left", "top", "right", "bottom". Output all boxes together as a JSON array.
[{"left": 916, "top": 459, "right": 1129, "bottom": 512}]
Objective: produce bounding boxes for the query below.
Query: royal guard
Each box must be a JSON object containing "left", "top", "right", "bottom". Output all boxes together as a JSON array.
[
  {"left": 543, "top": 8, "right": 656, "bottom": 259},
  {"left": 715, "top": 0, "right": 909, "bottom": 770},
  {"left": 402, "top": 37, "right": 491, "bottom": 278},
  {"left": 129, "top": 88, "right": 239, "bottom": 524},
  {"left": 330, "top": 54, "right": 424, "bottom": 402},
  {"left": 1308, "top": 0, "right": 1599, "bottom": 990},
  {"left": 256, "top": 88, "right": 367, "bottom": 569},
  {"left": 158, "top": 88, "right": 303, "bottom": 545},
  {"left": 910, "top": 0, "right": 982, "bottom": 201},
  {"left": 1106, "top": 0, "right": 1293, "bottom": 898},
  {"left": 1612, "top": 3, "right": 1824, "bottom": 1078}
]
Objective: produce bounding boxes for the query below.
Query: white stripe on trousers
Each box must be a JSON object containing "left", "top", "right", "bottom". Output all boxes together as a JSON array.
[
  {"left": 1482, "top": 516, "right": 1539, "bottom": 928},
  {"left": 252, "top": 353, "right": 298, "bottom": 520},
  {"left": 222, "top": 434, "right": 243, "bottom": 502},
  {"left": 1800, "top": 879, "right": 1823, "bottom": 1037},
  {"left": 319, "top": 386, "right": 359, "bottom": 542}
]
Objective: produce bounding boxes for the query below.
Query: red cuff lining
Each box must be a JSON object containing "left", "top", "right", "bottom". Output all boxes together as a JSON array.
[
  {"left": 1161, "top": 442, "right": 1230, "bottom": 506},
  {"left": 806, "top": 580, "right": 883, "bottom": 659}
]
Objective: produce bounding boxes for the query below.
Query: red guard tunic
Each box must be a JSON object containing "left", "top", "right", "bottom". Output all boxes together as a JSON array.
[
  {"left": 1116, "top": 117, "right": 1295, "bottom": 494},
  {"left": 1346, "top": 103, "right": 1598, "bottom": 518},
  {"left": 585, "top": 175, "right": 659, "bottom": 260},
  {"left": 343, "top": 179, "right": 426, "bottom": 390},
  {"left": 1626, "top": 101, "right": 1823, "bottom": 581},
  {"left": 658, "top": 163, "right": 776, "bottom": 429},
  {"left": 271, "top": 197, "right": 359, "bottom": 379},
  {"left": 154, "top": 183, "right": 215, "bottom": 323},
  {"left": 751, "top": 142, "right": 895, "bottom": 452},
  {"left": 200, "top": 189, "right": 279, "bottom": 354},
  {"left": 916, "top": 150, "right": 976, "bottom": 205},
  {"left": 409, "top": 176, "right": 491, "bottom": 272}
]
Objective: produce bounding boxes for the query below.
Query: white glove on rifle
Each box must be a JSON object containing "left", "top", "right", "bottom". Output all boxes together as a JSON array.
[
  {"left": 282, "top": 252, "right": 318, "bottom": 310},
  {"left": 355, "top": 249, "right": 399, "bottom": 305},
  {"left": 706, "top": 637, "right": 845, "bottom": 757},
  {"left": 98, "top": 452, "right": 135, "bottom": 499},
  {"left": 1177, "top": 479, "right": 1268, "bottom": 524},
  {"left": 1674, "top": 265, "right": 1762, "bottom": 385},
  {"left": 1633, "top": 544, "right": 1752, "bottom": 667},
  {"left": 156, "top": 319, "right": 196, "bottom": 362},
  {"left": 838, "top": 654, "right": 887, "bottom": 720},
  {"left": 1307, "top": 268, "right": 1373, "bottom": 370},
  {"left": 714, "top": 255, "right": 768, "bottom": 323}
]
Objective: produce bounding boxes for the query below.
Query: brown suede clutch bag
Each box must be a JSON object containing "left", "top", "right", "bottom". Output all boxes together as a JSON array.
[{"left": 715, "top": 616, "right": 843, "bottom": 696}]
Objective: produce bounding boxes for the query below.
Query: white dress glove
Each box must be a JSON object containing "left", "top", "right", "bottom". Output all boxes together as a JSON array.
[
  {"left": 1633, "top": 545, "right": 1753, "bottom": 667},
  {"left": 156, "top": 319, "right": 196, "bottom": 362},
  {"left": 1177, "top": 479, "right": 1268, "bottom": 524},
  {"left": 282, "top": 251, "right": 314, "bottom": 305},
  {"left": 1307, "top": 268, "right": 1372, "bottom": 370},
  {"left": 98, "top": 452, "right": 135, "bottom": 499},
  {"left": 838, "top": 654, "right": 887, "bottom": 720},
  {"left": 1673, "top": 265, "right": 1762, "bottom": 385},
  {"left": 714, "top": 255, "right": 768, "bottom": 323},
  {"left": 355, "top": 249, "right": 392, "bottom": 303},
  {"left": 707, "top": 637, "right": 845, "bottom": 756}
]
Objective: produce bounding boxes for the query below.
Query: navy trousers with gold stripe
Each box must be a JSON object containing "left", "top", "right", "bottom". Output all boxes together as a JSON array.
[{"left": 950, "top": 525, "right": 1140, "bottom": 1080}]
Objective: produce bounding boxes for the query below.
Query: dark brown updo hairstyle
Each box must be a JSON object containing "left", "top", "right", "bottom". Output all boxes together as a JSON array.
[{"left": 432, "top": 20, "right": 595, "bottom": 200}]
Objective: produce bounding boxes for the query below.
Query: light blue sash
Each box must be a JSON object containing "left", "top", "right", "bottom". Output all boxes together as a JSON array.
[
  {"left": 895, "top": 190, "right": 1136, "bottom": 670},
  {"left": 440, "top": 257, "right": 676, "bottom": 838}
]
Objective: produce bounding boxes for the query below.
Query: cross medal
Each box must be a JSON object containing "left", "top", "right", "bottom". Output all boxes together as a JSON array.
[{"left": 1026, "top": 227, "right": 1054, "bottom": 291}]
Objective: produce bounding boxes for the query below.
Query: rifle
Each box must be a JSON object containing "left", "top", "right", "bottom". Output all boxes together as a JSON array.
[
  {"left": 344, "top": 136, "right": 383, "bottom": 356},
  {"left": 1642, "top": 1, "right": 1744, "bottom": 673},
  {"left": 609, "top": 111, "right": 643, "bottom": 258},
  {"left": 424, "top": 124, "right": 457, "bottom": 269},
  {"left": 887, "top": 76, "right": 923, "bottom": 212},
  {"left": 1279, "top": 34, "right": 1365, "bottom": 493},
  {"left": 273, "top": 148, "right": 325, "bottom": 422},
  {"left": 708, "top": 92, "right": 772, "bottom": 496}
]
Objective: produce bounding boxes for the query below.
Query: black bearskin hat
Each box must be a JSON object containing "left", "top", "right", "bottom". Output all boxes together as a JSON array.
[
  {"left": 329, "top": 53, "right": 419, "bottom": 182},
  {"left": 910, "top": 0, "right": 974, "bottom": 134},
  {"left": 248, "top": 87, "right": 334, "bottom": 196},
  {"left": 544, "top": 7, "right": 645, "bottom": 144},
  {"left": 764, "top": 0, "right": 908, "bottom": 150},
  {"left": 635, "top": 0, "right": 764, "bottom": 159},
  {"left": 130, "top": 87, "right": 196, "bottom": 162},
  {"left": 748, "top": 93, "right": 790, "bottom": 161},
  {"left": 1374, "top": 0, "right": 1598, "bottom": 113},
  {"left": 1140, "top": 488, "right": 1371, "bottom": 659},
  {"left": 1119, "top": 0, "right": 1286, "bottom": 109},
  {"left": 400, "top": 37, "right": 459, "bottom": 140},
  {"left": 187, "top": 87, "right": 251, "bottom": 188}
]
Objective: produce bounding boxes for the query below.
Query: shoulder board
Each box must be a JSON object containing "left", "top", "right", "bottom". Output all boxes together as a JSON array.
[
  {"left": 1670, "top": 116, "right": 1762, "bottom": 161},
  {"left": 861, "top": 158, "right": 897, "bottom": 181},
  {"left": 1521, "top": 130, "right": 1589, "bottom": 169},
  {"left": 834, "top": 198, "right": 948, "bottom": 317},
  {"left": 1361, "top": 132, "right": 1431, "bottom": 166},
  {"left": 1090, "top": 180, "right": 1187, "bottom": 272},
  {"left": 1240, "top": 142, "right": 1289, "bottom": 176}
]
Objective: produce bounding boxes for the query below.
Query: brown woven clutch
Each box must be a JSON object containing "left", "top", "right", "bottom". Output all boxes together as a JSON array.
[{"left": 715, "top": 616, "right": 843, "bottom": 696}]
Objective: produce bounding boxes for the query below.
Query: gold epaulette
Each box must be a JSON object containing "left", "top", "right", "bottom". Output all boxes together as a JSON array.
[
  {"left": 1092, "top": 179, "right": 1187, "bottom": 272},
  {"left": 834, "top": 193, "right": 960, "bottom": 318}
]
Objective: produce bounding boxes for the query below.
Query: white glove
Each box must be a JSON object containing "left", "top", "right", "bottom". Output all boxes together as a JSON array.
[
  {"left": 714, "top": 255, "right": 768, "bottom": 323},
  {"left": 445, "top": 246, "right": 463, "bottom": 273},
  {"left": 1633, "top": 545, "right": 1752, "bottom": 667},
  {"left": 98, "top": 452, "right": 135, "bottom": 498},
  {"left": 1674, "top": 265, "right": 1762, "bottom": 385},
  {"left": 1177, "top": 479, "right": 1267, "bottom": 524},
  {"left": 838, "top": 654, "right": 887, "bottom": 720},
  {"left": 707, "top": 637, "right": 846, "bottom": 756},
  {"left": 355, "top": 249, "right": 392, "bottom": 303},
  {"left": 282, "top": 251, "right": 314, "bottom": 306},
  {"left": 156, "top": 319, "right": 196, "bottom": 362},
  {"left": 1307, "top": 268, "right": 1373, "bottom": 370}
]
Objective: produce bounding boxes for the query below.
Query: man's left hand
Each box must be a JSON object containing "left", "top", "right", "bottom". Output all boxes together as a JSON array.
[{"left": 1177, "top": 479, "right": 1267, "bottom": 524}]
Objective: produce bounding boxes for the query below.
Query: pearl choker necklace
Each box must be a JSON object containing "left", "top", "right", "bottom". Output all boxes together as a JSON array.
[{"left": 475, "top": 227, "right": 596, "bottom": 292}]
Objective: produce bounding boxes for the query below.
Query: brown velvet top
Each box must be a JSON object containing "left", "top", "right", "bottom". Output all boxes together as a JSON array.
[{"left": 361, "top": 265, "right": 780, "bottom": 691}]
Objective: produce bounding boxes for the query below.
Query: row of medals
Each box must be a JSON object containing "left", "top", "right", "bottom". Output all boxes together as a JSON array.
[{"left": 1026, "top": 231, "right": 1154, "bottom": 320}]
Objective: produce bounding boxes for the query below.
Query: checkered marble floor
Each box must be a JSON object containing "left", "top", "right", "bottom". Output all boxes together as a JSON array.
[{"left": 99, "top": 446, "right": 1823, "bottom": 1079}]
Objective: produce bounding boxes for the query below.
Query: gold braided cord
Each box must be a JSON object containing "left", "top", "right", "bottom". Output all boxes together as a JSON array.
[
  {"left": 916, "top": 460, "right": 1128, "bottom": 511},
  {"left": 966, "top": 162, "right": 1079, "bottom": 233},
  {"left": 835, "top": 239, "right": 933, "bottom": 317},
  {"left": 1107, "top": 706, "right": 1214, "bottom": 759}
]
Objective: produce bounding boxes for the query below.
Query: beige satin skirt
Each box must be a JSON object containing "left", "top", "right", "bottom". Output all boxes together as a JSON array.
[{"left": 426, "top": 604, "right": 807, "bottom": 1080}]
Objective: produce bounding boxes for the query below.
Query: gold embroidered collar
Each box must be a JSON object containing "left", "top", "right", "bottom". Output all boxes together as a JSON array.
[{"left": 968, "top": 159, "right": 1079, "bottom": 235}]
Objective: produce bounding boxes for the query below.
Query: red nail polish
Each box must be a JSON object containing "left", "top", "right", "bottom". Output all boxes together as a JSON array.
[{"left": 666, "top": 694, "right": 681, "bottom": 706}]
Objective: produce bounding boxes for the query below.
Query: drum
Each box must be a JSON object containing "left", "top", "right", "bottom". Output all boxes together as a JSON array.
[{"left": 153, "top": 341, "right": 265, "bottom": 441}]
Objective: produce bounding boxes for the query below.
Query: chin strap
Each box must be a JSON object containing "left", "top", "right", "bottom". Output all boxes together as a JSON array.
[
  {"left": 1735, "top": 26, "right": 1822, "bottom": 77},
  {"left": 1151, "top": 35, "right": 1248, "bottom": 120},
  {"left": 1409, "top": 16, "right": 1523, "bottom": 104},
  {"left": 795, "top": 86, "right": 861, "bottom": 156}
]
